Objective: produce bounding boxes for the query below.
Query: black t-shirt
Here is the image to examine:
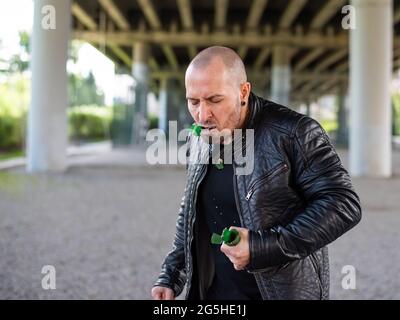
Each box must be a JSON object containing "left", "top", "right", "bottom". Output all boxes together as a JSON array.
[{"left": 197, "top": 148, "right": 262, "bottom": 300}]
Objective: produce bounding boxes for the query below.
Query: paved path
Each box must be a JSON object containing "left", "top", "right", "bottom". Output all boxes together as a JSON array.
[{"left": 0, "top": 147, "right": 399, "bottom": 299}]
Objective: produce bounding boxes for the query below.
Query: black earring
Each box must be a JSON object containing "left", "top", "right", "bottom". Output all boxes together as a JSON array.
[{"left": 241, "top": 101, "right": 246, "bottom": 106}]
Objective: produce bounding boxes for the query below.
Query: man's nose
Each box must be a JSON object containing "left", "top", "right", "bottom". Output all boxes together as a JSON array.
[{"left": 198, "top": 102, "right": 212, "bottom": 124}]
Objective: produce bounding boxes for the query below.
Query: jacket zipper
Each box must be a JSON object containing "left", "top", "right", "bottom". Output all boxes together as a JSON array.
[
  {"left": 232, "top": 162, "right": 245, "bottom": 227},
  {"left": 245, "top": 163, "right": 288, "bottom": 201}
]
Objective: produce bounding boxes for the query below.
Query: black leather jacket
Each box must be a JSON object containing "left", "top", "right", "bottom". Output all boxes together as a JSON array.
[{"left": 153, "top": 92, "right": 362, "bottom": 300}]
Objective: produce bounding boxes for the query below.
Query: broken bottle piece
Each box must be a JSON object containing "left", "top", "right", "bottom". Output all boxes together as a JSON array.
[
  {"left": 191, "top": 123, "right": 203, "bottom": 137},
  {"left": 211, "top": 227, "right": 241, "bottom": 246}
]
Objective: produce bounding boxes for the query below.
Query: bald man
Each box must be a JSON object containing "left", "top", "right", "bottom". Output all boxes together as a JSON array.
[{"left": 152, "top": 46, "right": 361, "bottom": 300}]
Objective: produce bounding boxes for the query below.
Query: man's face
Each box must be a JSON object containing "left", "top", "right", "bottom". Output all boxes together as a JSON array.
[{"left": 185, "top": 61, "right": 244, "bottom": 139}]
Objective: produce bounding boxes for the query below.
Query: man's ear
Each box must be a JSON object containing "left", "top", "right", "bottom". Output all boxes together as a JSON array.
[{"left": 240, "top": 82, "right": 251, "bottom": 102}]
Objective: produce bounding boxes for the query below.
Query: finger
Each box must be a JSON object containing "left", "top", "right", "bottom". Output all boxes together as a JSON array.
[
  {"left": 220, "top": 243, "right": 229, "bottom": 254},
  {"left": 229, "top": 226, "right": 241, "bottom": 232},
  {"left": 153, "top": 291, "right": 162, "bottom": 300},
  {"left": 165, "top": 290, "right": 175, "bottom": 300}
]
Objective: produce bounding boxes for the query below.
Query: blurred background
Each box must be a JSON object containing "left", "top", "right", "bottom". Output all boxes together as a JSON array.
[{"left": 0, "top": 0, "right": 399, "bottom": 299}]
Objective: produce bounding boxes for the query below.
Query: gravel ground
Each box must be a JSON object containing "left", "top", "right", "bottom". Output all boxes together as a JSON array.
[{"left": 0, "top": 149, "right": 399, "bottom": 300}]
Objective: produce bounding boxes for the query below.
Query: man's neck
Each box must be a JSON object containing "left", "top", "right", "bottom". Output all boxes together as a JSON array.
[{"left": 238, "top": 105, "right": 250, "bottom": 129}]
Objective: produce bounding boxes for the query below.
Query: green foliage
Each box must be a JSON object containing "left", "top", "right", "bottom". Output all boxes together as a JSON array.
[
  {"left": 68, "top": 72, "right": 105, "bottom": 107},
  {"left": 0, "top": 149, "right": 24, "bottom": 160},
  {"left": 0, "top": 35, "right": 111, "bottom": 152},
  {"left": 68, "top": 105, "right": 112, "bottom": 141},
  {"left": 148, "top": 114, "right": 159, "bottom": 130},
  {"left": 0, "top": 113, "right": 26, "bottom": 150},
  {"left": 110, "top": 104, "right": 133, "bottom": 145},
  {"left": 320, "top": 119, "right": 338, "bottom": 134},
  {"left": 392, "top": 94, "right": 400, "bottom": 136},
  {"left": 0, "top": 76, "right": 29, "bottom": 150},
  {"left": 8, "top": 31, "right": 30, "bottom": 73}
]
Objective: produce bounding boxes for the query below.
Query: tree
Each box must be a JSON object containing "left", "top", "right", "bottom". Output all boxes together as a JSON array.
[
  {"left": 68, "top": 71, "right": 105, "bottom": 107},
  {"left": 8, "top": 31, "right": 30, "bottom": 73}
]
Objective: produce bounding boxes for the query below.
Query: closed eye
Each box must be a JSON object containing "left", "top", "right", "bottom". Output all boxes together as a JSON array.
[
  {"left": 207, "top": 95, "right": 224, "bottom": 103},
  {"left": 209, "top": 98, "right": 223, "bottom": 103},
  {"left": 187, "top": 99, "right": 199, "bottom": 106}
]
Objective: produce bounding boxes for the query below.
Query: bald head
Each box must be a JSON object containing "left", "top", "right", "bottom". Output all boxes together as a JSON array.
[
  {"left": 184, "top": 46, "right": 251, "bottom": 133},
  {"left": 185, "top": 46, "right": 247, "bottom": 87}
]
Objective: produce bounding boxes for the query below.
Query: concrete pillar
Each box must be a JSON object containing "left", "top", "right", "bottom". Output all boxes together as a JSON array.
[
  {"left": 305, "top": 102, "right": 311, "bottom": 117},
  {"left": 158, "top": 78, "right": 181, "bottom": 138},
  {"left": 270, "top": 46, "right": 291, "bottom": 106},
  {"left": 27, "top": 0, "right": 70, "bottom": 172},
  {"left": 179, "top": 91, "right": 192, "bottom": 131},
  {"left": 350, "top": 0, "right": 392, "bottom": 177},
  {"left": 336, "top": 92, "right": 349, "bottom": 148},
  {"left": 158, "top": 77, "right": 168, "bottom": 134},
  {"left": 131, "top": 42, "right": 150, "bottom": 144}
]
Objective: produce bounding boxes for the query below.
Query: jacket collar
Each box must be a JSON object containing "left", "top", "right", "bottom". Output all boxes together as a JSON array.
[{"left": 244, "top": 92, "right": 264, "bottom": 130}]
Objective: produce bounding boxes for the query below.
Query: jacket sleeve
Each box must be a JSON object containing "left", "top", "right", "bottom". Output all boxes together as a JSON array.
[
  {"left": 248, "top": 116, "right": 362, "bottom": 270},
  {"left": 152, "top": 186, "right": 188, "bottom": 296},
  {"left": 152, "top": 133, "right": 192, "bottom": 296}
]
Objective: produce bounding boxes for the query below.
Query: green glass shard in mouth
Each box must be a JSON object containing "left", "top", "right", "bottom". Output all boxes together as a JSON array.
[{"left": 191, "top": 123, "right": 203, "bottom": 137}]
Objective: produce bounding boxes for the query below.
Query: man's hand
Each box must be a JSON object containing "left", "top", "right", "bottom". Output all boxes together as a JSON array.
[
  {"left": 151, "top": 286, "right": 175, "bottom": 300},
  {"left": 220, "top": 226, "right": 250, "bottom": 270}
]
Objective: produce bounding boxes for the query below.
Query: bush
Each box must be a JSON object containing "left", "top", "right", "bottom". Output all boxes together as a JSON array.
[
  {"left": 0, "top": 76, "right": 29, "bottom": 150},
  {"left": 392, "top": 95, "right": 400, "bottom": 136},
  {"left": 320, "top": 119, "right": 338, "bottom": 135},
  {"left": 148, "top": 114, "right": 159, "bottom": 130},
  {"left": 68, "top": 105, "right": 112, "bottom": 141},
  {"left": 0, "top": 104, "right": 113, "bottom": 150},
  {"left": 0, "top": 113, "right": 26, "bottom": 150}
]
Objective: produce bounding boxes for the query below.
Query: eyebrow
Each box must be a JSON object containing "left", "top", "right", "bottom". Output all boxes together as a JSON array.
[{"left": 186, "top": 94, "right": 224, "bottom": 100}]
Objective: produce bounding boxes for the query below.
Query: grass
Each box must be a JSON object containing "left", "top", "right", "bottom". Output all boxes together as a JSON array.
[{"left": 0, "top": 149, "right": 24, "bottom": 161}]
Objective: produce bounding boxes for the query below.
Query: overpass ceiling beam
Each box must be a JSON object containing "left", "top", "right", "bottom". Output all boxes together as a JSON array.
[
  {"left": 313, "top": 48, "right": 347, "bottom": 72},
  {"left": 294, "top": 48, "right": 325, "bottom": 72},
  {"left": 176, "top": 0, "right": 197, "bottom": 61},
  {"left": 72, "top": 2, "right": 131, "bottom": 68},
  {"left": 310, "top": 0, "right": 347, "bottom": 30},
  {"left": 72, "top": 29, "right": 349, "bottom": 48},
  {"left": 279, "top": 0, "right": 308, "bottom": 29},
  {"left": 137, "top": 0, "right": 162, "bottom": 29},
  {"left": 98, "top": 0, "right": 130, "bottom": 31},
  {"left": 215, "top": 0, "right": 229, "bottom": 30},
  {"left": 137, "top": 0, "right": 179, "bottom": 71},
  {"left": 239, "top": 0, "right": 269, "bottom": 60}
]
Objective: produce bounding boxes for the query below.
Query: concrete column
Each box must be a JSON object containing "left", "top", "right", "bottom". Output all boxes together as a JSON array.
[
  {"left": 306, "top": 103, "right": 311, "bottom": 117},
  {"left": 179, "top": 91, "right": 192, "bottom": 132},
  {"left": 158, "top": 77, "right": 168, "bottom": 134},
  {"left": 27, "top": 0, "right": 70, "bottom": 172},
  {"left": 270, "top": 46, "right": 291, "bottom": 106},
  {"left": 336, "top": 92, "right": 349, "bottom": 148},
  {"left": 158, "top": 78, "right": 181, "bottom": 138},
  {"left": 131, "top": 42, "right": 150, "bottom": 144},
  {"left": 350, "top": 0, "right": 392, "bottom": 177}
]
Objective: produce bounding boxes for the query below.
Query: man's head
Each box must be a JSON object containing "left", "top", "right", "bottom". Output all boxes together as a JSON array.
[{"left": 185, "top": 46, "right": 251, "bottom": 138}]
